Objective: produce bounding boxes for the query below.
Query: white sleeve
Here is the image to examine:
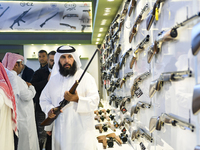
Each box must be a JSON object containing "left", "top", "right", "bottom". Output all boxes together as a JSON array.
[
  {"left": 76, "top": 75, "right": 99, "bottom": 113},
  {"left": 40, "top": 82, "right": 55, "bottom": 116},
  {"left": 18, "top": 79, "right": 36, "bottom": 101}
]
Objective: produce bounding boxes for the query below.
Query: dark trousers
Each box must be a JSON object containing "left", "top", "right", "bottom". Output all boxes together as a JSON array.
[{"left": 45, "top": 134, "right": 52, "bottom": 150}]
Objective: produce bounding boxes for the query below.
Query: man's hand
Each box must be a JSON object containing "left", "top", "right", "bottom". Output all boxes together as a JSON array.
[
  {"left": 48, "top": 108, "right": 56, "bottom": 118},
  {"left": 64, "top": 90, "right": 79, "bottom": 103},
  {"left": 46, "top": 131, "right": 52, "bottom": 136}
]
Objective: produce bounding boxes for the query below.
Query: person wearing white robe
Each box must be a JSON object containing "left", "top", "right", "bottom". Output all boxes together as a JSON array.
[
  {"left": 40, "top": 46, "right": 99, "bottom": 150},
  {"left": 2, "top": 52, "right": 39, "bottom": 150},
  {"left": 0, "top": 62, "right": 17, "bottom": 150}
]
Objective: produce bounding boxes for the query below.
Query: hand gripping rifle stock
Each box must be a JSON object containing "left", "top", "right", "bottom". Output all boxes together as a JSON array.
[{"left": 41, "top": 49, "right": 99, "bottom": 126}]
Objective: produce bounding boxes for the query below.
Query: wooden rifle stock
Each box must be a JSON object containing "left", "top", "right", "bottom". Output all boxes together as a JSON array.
[
  {"left": 128, "top": 0, "right": 136, "bottom": 17},
  {"left": 40, "top": 81, "right": 79, "bottom": 126},
  {"left": 130, "top": 56, "right": 136, "bottom": 69},
  {"left": 41, "top": 49, "right": 99, "bottom": 126}
]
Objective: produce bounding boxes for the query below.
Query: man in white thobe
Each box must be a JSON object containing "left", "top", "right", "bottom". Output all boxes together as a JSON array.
[
  {"left": 2, "top": 52, "right": 39, "bottom": 150},
  {"left": 0, "top": 62, "right": 17, "bottom": 150},
  {"left": 40, "top": 46, "right": 99, "bottom": 150}
]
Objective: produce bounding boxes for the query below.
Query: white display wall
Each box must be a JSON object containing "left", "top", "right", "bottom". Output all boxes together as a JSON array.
[
  {"left": 101, "top": 0, "right": 200, "bottom": 149},
  {"left": 23, "top": 44, "right": 99, "bottom": 88}
]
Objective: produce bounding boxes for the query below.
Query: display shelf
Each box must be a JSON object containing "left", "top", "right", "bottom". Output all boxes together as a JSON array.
[{"left": 94, "top": 100, "right": 133, "bottom": 150}]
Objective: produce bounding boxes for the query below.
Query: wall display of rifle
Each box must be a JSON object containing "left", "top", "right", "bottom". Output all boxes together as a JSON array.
[
  {"left": 99, "top": 0, "right": 200, "bottom": 150},
  {"left": 0, "top": 1, "right": 92, "bottom": 32}
]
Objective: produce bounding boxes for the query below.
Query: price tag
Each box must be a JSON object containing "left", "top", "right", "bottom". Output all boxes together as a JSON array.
[
  {"left": 134, "top": 87, "right": 143, "bottom": 98},
  {"left": 120, "top": 106, "right": 127, "bottom": 114}
]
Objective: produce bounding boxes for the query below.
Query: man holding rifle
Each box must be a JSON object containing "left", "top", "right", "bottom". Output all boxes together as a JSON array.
[{"left": 40, "top": 46, "right": 99, "bottom": 150}]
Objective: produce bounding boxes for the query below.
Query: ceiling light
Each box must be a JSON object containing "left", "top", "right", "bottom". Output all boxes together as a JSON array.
[
  {"left": 97, "top": 34, "right": 102, "bottom": 37},
  {"left": 107, "top": 0, "right": 114, "bottom": 1},
  {"left": 103, "top": 13, "right": 109, "bottom": 16},
  {"left": 105, "top": 8, "right": 111, "bottom": 13},
  {"left": 101, "top": 19, "right": 107, "bottom": 25},
  {"left": 96, "top": 42, "right": 99, "bottom": 44},
  {"left": 99, "top": 28, "right": 103, "bottom": 32},
  {"left": 97, "top": 38, "right": 100, "bottom": 41}
]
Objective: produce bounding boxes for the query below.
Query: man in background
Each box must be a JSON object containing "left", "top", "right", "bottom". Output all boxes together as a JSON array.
[
  {"left": 31, "top": 51, "right": 56, "bottom": 150},
  {"left": 2, "top": 52, "right": 39, "bottom": 150},
  {"left": 38, "top": 50, "right": 48, "bottom": 69},
  {"left": 18, "top": 64, "right": 34, "bottom": 82}
]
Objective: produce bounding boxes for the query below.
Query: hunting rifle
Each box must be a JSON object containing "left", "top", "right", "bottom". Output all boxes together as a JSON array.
[
  {"left": 149, "top": 113, "right": 195, "bottom": 133},
  {"left": 147, "top": 12, "right": 200, "bottom": 63},
  {"left": 146, "top": 0, "right": 165, "bottom": 31},
  {"left": 130, "top": 35, "right": 150, "bottom": 69},
  {"left": 129, "top": 3, "right": 149, "bottom": 43}
]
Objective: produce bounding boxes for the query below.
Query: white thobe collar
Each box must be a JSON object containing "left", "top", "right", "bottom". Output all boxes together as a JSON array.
[{"left": 11, "top": 70, "right": 17, "bottom": 76}]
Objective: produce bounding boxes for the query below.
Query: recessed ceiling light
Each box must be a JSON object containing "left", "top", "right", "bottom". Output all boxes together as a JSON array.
[
  {"left": 103, "top": 13, "right": 109, "bottom": 16},
  {"left": 97, "top": 34, "right": 102, "bottom": 37},
  {"left": 105, "top": 8, "right": 111, "bottom": 13},
  {"left": 97, "top": 38, "right": 100, "bottom": 41},
  {"left": 101, "top": 19, "right": 107, "bottom": 25},
  {"left": 96, "top": 42, "right": 99, "bottom": 44},
  {"left": 107, "top": 0, "right": 114, "bottom": 1},
  {"left": 99, "top": 28, "right": 103, "bottom": 32}
]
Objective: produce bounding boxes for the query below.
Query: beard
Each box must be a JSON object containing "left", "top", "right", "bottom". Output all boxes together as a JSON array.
[
  {"left": 59, "top": 60, "right": 77, "bottom": 77},
  {"left": 48, "top": 63, "right": 54, "bottom": 69}
]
